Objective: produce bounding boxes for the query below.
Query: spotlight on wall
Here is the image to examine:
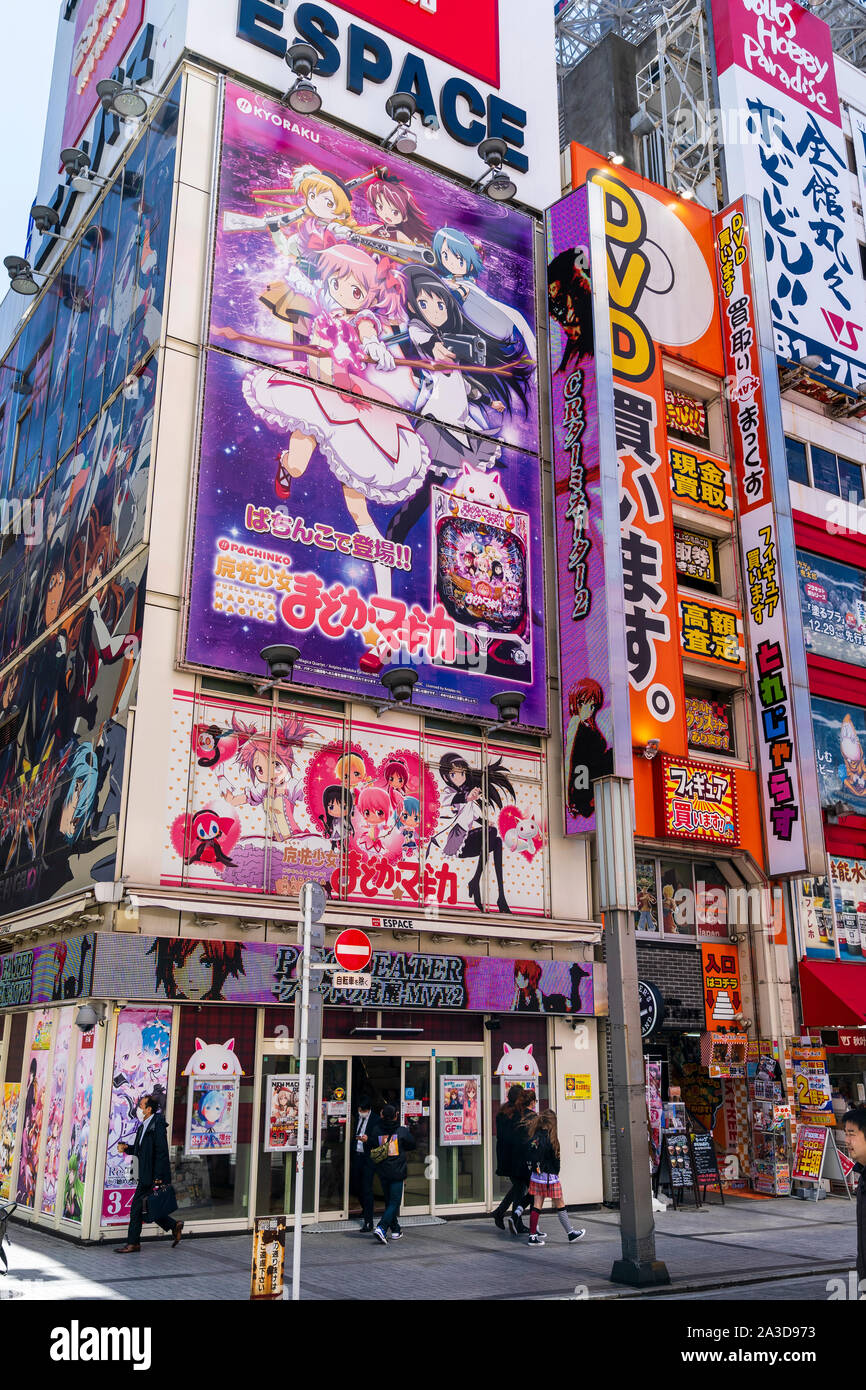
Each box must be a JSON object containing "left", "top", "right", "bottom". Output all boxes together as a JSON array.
[
  {"left": 283, "top": 42, "right": 322, "bottom": 114},
  {"left": 607, "top": 151, "right": 625, "bottom": 165},
  {"left": 491, "top": 690, "right": 525, "bottom": 726},
  {"left": 677, "top": 185, "right": 695, "bottom": 201},
  {"left": 383, "top": 92, "right": 419, "bottom": 153},
  {"left": 472, "top": 137, "right": 517, "bottom": 203},
  {"left": 3, "top": 256, "right": 45, "bottom": 296},
  {"left": 30, "top": 204, "right": 75, "bottom": 245},
  {"left": 60, "top": 146, "right": 108, "bottom": 193},
  {"left": 778, "top": 354, "right": 822, "bottom": 390},
  {"left": 643, "top": 738, "right": 660, "bottom": 761},
  {"left": 96, "top": 77, "right": 157, "bottom": 120}
]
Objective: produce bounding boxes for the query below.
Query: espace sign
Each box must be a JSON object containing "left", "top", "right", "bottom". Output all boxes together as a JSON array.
[{"left": 189, "top": 0, "right": 558, "bottom": 208}]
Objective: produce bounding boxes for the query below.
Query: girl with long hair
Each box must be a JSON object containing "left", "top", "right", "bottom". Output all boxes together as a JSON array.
[
  {"left": 319, "top": 784, "right": 348, "bottom": 849},
  {"left": 253, "top": 164, "right": 361, "bottom": 265},
  {"left": 566, "top": 677, "right": 612, "bottom": 821},
  {"left": 524, "top": 1109, "right": 585, "bottom": 1246},
  {"left": 221, "top": 712, "right": 312, "bottom": 843},
  {"left": 382, "top": 754, "right": 410, "bottom": 817},
  {"left": 364, "top": 170, "right": 433, "bottom": 248},
  {"left": 355, "top": 784, "right": 391, "bottom": 857},
  {"left": 437, "top": 752, "right": 515, "bottom": 913},
  {"left": 242, "top": 243, "right": 428, "bottom": 599}
]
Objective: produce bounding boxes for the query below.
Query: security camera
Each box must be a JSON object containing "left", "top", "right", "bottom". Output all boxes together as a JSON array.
[
  {"left": 380, "top": 667, "right": 418, "bottom": 705},
  {"left": 491, "top": 690, "right": 525, "bottom": 726},
  {"left": 75, "top": 1001, "right": 105, "bottom": 1031},
  {"left": 260, "top": 644, "right": 300, "bottom": 683}
]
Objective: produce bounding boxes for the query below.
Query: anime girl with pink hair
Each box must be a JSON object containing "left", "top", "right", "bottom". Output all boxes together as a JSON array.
[
  {"left": 220, "top": 712, "right": 313, "bottom": 843},
  {"left": 242, "top": 243, "right": 429, "bottom": 598},
  {"left": 354, "top": 785, "right": 392, "bottom": 858}
]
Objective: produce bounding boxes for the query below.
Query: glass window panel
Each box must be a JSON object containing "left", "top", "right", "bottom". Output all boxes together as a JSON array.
[
  {"left": 56, "top": 253, "right": 90, "bottom": 463},
  {"left": 114, "top": 355, "right": 157, "bottom": 556},
  {"left": 255, "top": 1052, "right": 318, "bottom": 1217},
  {"left": 635, "top": 858, "right": 660, "bottom": 934},
  {"left": 128, "top": 90, "right": 180, "bottom": 368},
  {"left": 103, "top": 141, "right": 149, "bottom": 402},
  {"left": 838, "top": 456, "right": 864, "bottom": 504},
  {"left": 659, "top": 859, "right": 694, "bottom": 937},
  {"left": 435, "top": 1056, "right": 484, "bottom": 1206},
  {"left": 810, "top": 446, "right": 840, "bottom": 496}
]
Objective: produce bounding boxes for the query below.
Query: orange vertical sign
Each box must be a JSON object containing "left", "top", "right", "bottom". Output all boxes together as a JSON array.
[{"left": 700, "top": 944, "right": 744, "bottom": 1034}]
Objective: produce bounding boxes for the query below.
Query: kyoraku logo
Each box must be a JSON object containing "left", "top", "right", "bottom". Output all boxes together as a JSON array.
[{"left": 50, "top": 1321, "right": 152, "bottom": 1372}]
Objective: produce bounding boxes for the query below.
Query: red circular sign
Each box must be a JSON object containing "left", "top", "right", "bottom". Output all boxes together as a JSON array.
[{"left": 334, "top": 929, "right": 373, "bottom": 972}]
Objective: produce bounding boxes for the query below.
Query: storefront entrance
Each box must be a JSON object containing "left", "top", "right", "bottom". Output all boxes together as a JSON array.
[{"left": 254, "top": 1040, "right": 485, "bottom": 1221}]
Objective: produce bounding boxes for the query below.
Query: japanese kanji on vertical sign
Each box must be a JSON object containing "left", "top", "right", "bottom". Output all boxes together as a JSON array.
[{"left": 701, "top": 943, "right": 744, "bottom": 1034}]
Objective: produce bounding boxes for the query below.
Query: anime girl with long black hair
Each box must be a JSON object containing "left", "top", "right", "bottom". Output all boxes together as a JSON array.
[
  {"left": 436, "top": 752, "right": 515, "bottom": 914},
  {"left": 387, "top": 266, "right": 533, "bottom": 544}
]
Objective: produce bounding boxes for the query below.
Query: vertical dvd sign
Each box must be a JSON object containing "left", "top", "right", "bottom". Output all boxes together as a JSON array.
[
  {"left": 715, "top": 198, "right": 824, "bottom": 877},
  {"left": 545, "top": 184, "right": 631, "bottom": 834}
]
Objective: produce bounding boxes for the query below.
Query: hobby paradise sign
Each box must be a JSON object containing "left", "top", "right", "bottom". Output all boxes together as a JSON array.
[{"left": 184, "top": 82, "right": 546, "bottom": 726}]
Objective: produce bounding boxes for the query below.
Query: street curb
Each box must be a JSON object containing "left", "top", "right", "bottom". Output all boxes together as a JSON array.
[{"left": 549, "top": 1261, "right": 854, "bottom": 1301}]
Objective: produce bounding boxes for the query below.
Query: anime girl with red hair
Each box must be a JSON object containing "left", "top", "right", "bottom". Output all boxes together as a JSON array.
[
  {"left": 566, "top": 677, "right": 612, "bottom": 821},
  {"left": 512, "top": 960, "right": 543, "bottom": 1013}
]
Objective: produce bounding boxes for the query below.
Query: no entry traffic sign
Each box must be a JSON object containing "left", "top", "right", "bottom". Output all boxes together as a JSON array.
[{"left": 333, "top": 929, "right": 373, "bottom": 972}]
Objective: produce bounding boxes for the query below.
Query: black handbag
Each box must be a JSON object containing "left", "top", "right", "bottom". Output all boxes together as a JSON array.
[{"left": 148, "top": 1182, "right": 178, "bottom": 1224}]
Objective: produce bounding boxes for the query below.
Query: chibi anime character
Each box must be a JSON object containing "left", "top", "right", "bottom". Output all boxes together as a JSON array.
[
  {"left": 185, "top": 810, "right": 237, "bottom": 867},
  {"left": 461, "top": 1077, "right": 479, "bottom": 1137},
  {"left": 319, "top": 784, "right": 349, "bottom": 849},
  {"left": 355, "top": 785, "right": 392, "bottom": 857},
  {"left": 183, "top": 1037, "right": 245, "bottom": 1077},
  {"left": 382, "top": 755, "right": 410, "bottom": 816},
  {"left": 566, "top": 678, "right": 612, "bottom": 820},
  {"left": 397, "top": 795, "right": 421, "bottom": 854},
  {"left": 436, "top": 752, "right": 515, "bottom": 913},
  {"left": 547, "top": 246, "right": 593, "bottom": 374},
  {"left": 839, "top": 713, "right": 866, "bottom": 802},
  {"left": 334, "top": 752, "right": 370, "bottom": 798},
  {"left": 194, "top": 724, "right": 236, "bottom": 769},
  {"left": 242, "top": 245, "right": 427, "bottom": 600},
  {"left": 512, "top": 960, "right": 543, "bottom": 1013},
  {"left": 147, "top": 938, "right": 246, "bottom": 1001}
]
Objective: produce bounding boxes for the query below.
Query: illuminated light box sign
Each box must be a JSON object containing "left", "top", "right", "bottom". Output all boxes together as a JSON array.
[
  {"left": 675, "top": 528, "right": 716, "bottom": 586},
  {"left": 184, "top": 84, "right": 546, "bottom": 727},
  {"left": 686, "top": 695, "right": 733, "bottom": 754},
  {"left": 327, "top": 0, "right": 501, "bottom": 87},
  {"left": 678, "top": 598, "right": 746, "bottom": 669},
  {"left": 710, "top": 0, "right": 864, "bottom": 391},
  {"left": 63, "top": 0, "right": 147, "bottom": 152},
  {"left": 701, "top": 943, "right": 744, "bottom": 1034},
  {"left": 669, "top": 444, "right": 733, "bottom": 520},
  {"left": 656, "top": 754, "right": 740, "bottom": 847},
  {"left": 89, "top": 933, "right": 599, "bottom": 1015},
  {"left": 665, "top": 389, "right": 710, "bottom": 448}
]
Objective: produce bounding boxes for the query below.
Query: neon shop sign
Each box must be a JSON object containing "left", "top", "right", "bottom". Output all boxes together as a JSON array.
[{"left": 236, "top": 0, "right": 530, "bottom": 172}]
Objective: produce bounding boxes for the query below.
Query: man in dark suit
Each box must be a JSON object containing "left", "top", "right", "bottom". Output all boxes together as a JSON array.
[
  {"left": 349, "top": 1096, "right": 377, "bottom": 1233},
  {"left": 844, "top": 1106, "right": 866, "bottom": 1291},
  {"left": 114, "top": 1093, "right": 183, "bottom": 1254}
]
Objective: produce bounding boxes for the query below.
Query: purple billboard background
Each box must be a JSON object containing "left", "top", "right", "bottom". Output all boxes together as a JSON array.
[
  {"left": 184, "top": 83, "right": 546, "bottom": 727},
  {"left": 545, "top": 189, "right": 614, "bottom": 835}
]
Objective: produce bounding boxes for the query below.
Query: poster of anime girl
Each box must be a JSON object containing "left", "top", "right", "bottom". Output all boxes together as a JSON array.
[
  {"left": 184, "top": 81, "right": 546, "bottom": 729},
  {"left": 101, "top": 1007, "right": 173, "bottom": 1225},
  {"left": 62, "top": 1034, "right": 96, "bottom": 1224},
  {"left": 265, "top": 1075, "right": 314, "bottom": 1153},
  {"left": 16, "top": 1011, "right": 52, "bottom": 1206},
  {"left": 439, "top": 1075, "right": 481, "bottom": 1146},
  {"left": 185, "top": 1077, "right": 239, "bottom": 1156},
  {"left": 40, "top": 1007, "right": 74, "bottom": 1216},
  {"left": 0, "top": 1084, "right": 20, "bottom": 1201}
]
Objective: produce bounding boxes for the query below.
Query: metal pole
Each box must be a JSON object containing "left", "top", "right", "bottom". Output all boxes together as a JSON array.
[
  {"left": 595, "top": 776, "right": 670, "bottom": 1287},
  {"left": 291, "top": 881, "right": 312, "bottom": 1301}
]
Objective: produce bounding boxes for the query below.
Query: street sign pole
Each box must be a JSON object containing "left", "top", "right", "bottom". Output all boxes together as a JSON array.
[{"left": 290, "top": 881, "right": 313, "bottom": 1302}]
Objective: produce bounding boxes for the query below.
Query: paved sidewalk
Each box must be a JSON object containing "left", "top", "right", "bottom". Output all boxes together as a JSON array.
[{"left": 0, "top": 1195, "right": 858, "bottom": 1301}]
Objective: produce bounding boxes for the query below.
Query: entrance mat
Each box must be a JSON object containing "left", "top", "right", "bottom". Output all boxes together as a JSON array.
[{"left": 306, "top": 1216, "right": 447, "bottom": 1234}]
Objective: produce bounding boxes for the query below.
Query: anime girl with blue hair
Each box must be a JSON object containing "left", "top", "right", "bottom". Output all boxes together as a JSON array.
[
  {"left": 58, "top": 741, "right": 99, "bottom": 843},
  {"left": 433, "top": 226, "right": 536, "bottom": 360}
]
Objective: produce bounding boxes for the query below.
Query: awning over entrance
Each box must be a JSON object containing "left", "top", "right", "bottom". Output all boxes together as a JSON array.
[{"left": 799, "top": 959, "right": 866, "bottom": 1027}]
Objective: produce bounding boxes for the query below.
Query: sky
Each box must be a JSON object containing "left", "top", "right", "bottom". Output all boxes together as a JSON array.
[{"left": 0, "top": 1, "right": 61, "bottom": 262}]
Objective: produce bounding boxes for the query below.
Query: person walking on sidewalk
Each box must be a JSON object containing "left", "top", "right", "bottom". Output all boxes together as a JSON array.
[
  {"left": 524, "top": 1109, "right": 585, "bottom": 1247},
  {"left": 493, "top": 1085, "right": 526, "bottom": 1233},
  {"left": 370, "top": 1104, "right": 416, "bottom": 1245},
  {"left": 114, "top": 1093, "right": 183, "bottom": 1254},
  {"left": 843, "top": 1105, "right": 866, "bottom": 1289}
]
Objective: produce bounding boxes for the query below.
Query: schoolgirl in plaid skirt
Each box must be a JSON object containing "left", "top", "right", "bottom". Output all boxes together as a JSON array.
[{"left": 525, "top": 1110, "right": 586, "bottom": 1247}]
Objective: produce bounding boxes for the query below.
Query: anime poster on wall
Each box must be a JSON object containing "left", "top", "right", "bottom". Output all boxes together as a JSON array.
[
  {"left": 264, "top": 1075, "right": 314, "bottom": 1153},
  {"left": 184, "top": 82, "right": 546, "bottom": 727},
  {"left": 811, "top": 695, "right": 866, "bottom": 817},
  {"left": 161, "top": 691, "right": 547, "bottom": 916},
  {"left": 40, "top": 1007, "right": 74, "bottom": 1216},
  {"left": 101, "top": 1007, "right": 173, "bottom": 1226},
  {"left": 185, "top": 1077, "right": 239, "bottom": 1156},
  {"left": 63, "top": 1035, "right": 95, "bottom": 1223},
  {"left": 440, "top": 1075, "right": 481, "bottom": 1146},
  {"left": 16, "top": 1011, "right": 51, "bottom": 1207},
  {"left": 0, "top": 1083, "right": 20, "bottom": 1200}
]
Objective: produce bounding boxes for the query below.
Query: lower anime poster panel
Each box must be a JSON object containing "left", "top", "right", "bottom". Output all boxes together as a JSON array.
[
  {"left": 102, "top": 1007, "right": 173, "bottom": 1226},
  {"left": 16, "top": 1010, "right": 52, "bottom": 1207},
  {"left": 40, "top": 1007, "right": 74, "bottom": 1216},
  {"left": 185, "top": 1076, "right": 239, "bottom": 1156},
  {"left": 0, "top": 553, "right": 145, "bottom": 915},
  {"left": 0, "top": 1083, "right": 20, "bottom": 1200},
  {"left": 62, "top": 1034, "right": 96, "bottom": 1223},
  {"left": 440, "top": 1075, "right": 481, "bottom": 1146},
  {"left": 264, "top": 1075, "right": 314, "bottom": 1153},
  {"left": 162, "top": 692, "right": 547, "bottom": 916},
  {"left": 184, "top": 351, "right": 546, "bottom": 728}
]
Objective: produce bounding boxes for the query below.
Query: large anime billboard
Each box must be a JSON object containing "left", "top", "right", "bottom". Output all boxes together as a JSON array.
[{"left": 184, "top": 82, "right": 546, "bottom": 727}]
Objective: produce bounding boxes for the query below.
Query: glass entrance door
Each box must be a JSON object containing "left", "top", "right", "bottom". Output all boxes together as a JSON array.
[{"left": 401, "top": 1059, "right": 432, "bottom": 1210}]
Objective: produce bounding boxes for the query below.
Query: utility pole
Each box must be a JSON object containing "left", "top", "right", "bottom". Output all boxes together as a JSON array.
[
  {"left": 290, "top": 880, "right": 326, "bottom": 1302},
  {"left": 595, "top": 776, "right": 670, "bottom": 1287}
]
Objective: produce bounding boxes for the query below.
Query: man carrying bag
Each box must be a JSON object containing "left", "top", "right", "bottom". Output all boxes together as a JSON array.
[{"left": 114, "top": 1093, "right": 183, "bottom": 1254}]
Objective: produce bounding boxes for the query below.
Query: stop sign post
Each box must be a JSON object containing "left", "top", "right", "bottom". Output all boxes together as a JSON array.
[{"left": 333, "top": 929, "right": 373, "bottom": 973}]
